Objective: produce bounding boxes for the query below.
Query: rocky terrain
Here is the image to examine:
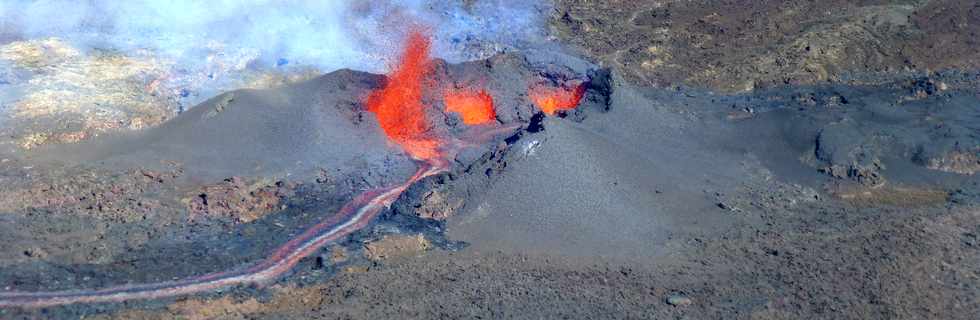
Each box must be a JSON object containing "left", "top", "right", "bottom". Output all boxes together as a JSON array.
[
  {"left": 551, "top": 0, "right": 980, "bottom": 91},
  {"left": 1, "top": 1, "right": 979, "bottom": 319}
]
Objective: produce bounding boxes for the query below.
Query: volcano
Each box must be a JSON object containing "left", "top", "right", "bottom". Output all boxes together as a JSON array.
[{"left": 2, "top": 2, "right": 980, "bottom": 319}]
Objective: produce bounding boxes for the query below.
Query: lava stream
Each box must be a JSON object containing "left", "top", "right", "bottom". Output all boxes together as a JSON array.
[{"left": 0, "top": 162, "right": 443, "bottom": 308}]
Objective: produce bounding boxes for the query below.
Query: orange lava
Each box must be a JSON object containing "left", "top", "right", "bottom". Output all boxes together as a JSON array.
[
  {"left": 366, "top": 30, "right": 441, "bottom": 160},
  {"left": 529, "top": 83, "right": 585, "bottom": 115},
  {"left": 444, "top": 88, "right": 496, "bottom": 125}
]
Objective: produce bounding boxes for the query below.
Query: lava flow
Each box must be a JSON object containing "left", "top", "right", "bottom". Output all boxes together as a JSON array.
[
  {"left": 0, "top": 29, "right": 495, "bottom": 309},
  {"left": 444, "top": 88, "right": 496, "bottom": 125},
  {"left": 529, "top": 83, "right": 585, "bottom": 115},
  {"left": 0, "top": 163, "right": 441, "bottom": 308}
]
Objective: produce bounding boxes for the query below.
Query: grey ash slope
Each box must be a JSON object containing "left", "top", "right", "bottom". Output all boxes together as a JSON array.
[
  {"left": 449, "top": 83, "right": 757, "bottom": 260},
  {"left": 448, "top": 71, "right": 980, "bottom": 266},
  {"left": 34, "top": 69, "right": 416, "bottom": 183}
]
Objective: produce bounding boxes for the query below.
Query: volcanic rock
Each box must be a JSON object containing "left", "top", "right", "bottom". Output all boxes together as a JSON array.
[
  {"left": 814, "top": 119, "right": 884, "bottom": 186},
  {"left": 550, "top": 0, "right": 980, "bottom": 91},
  {"left": 185, "top": 177, "right": 296, "bottom": 223},
  {"left": 363, "top": 234, "right": 432, "bottom": 261},
  {"left": 414, "top": 189, "right": 464, "bottom": 220},
  {"left": 925, "top": 149, "right": 980, "bottom": 175},
  {"left": 666, "top": 294, "right": 692, "bottom": 307},
  {"left": 0, "top": 38, "right": 172, "bottom": 149},
  {"left": 826, "top": 182, "right": 949, "bottom": 207}
]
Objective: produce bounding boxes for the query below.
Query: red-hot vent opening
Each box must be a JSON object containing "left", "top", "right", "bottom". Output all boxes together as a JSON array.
[{"left": 444, "top": 88, "right": 496, "bottom": 125}]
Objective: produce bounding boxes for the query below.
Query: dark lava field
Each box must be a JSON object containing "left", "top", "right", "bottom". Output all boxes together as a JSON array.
[{"left": 1, "top": 1, "right": 979, "bottom": 319}]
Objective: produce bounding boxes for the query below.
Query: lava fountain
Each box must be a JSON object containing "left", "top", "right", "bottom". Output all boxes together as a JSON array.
[
  {"left": 0, "top": 29, "right": 506, "bottom": 309},
  {"left": 366, "top": 30, "right": 443, "bottom": 161}
]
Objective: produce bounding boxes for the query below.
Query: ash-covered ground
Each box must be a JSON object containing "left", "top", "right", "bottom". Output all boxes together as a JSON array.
[{"left": 2, "top": 1, "right": 980, "bottom": 319}]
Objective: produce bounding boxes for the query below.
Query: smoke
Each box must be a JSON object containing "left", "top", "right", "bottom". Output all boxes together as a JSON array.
[
  {"left": 0, "top": 0, "right": 547, "bottom": 73},
  {"left": 0, "top": 0, "right": 548, "bottom": 128}
]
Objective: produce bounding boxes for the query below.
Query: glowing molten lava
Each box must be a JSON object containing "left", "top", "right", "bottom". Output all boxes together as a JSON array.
[
  {"left": 444, "top": 88, "right": 496, "bottom": 125},
  {"left": 529, "top": 83, "right": 585, "bottom": 115},
  {"left": 366, "top": 30, "right": 440, "bottom": 160}
]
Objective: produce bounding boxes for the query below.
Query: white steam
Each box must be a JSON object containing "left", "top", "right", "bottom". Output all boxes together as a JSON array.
[
  {"left": 0, "top": 0, "right": 546, "bottom": 72},
  {"left": 0, "top": 0, "right": 547, "bottom": 122}
]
